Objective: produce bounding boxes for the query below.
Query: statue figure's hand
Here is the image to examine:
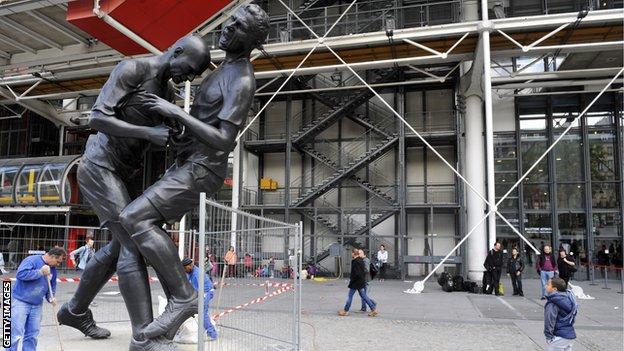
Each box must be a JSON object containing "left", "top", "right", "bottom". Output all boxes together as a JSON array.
[
  {"left": 142, "top": 92, "right": 181, "bottom": 119},
  {"left": 148, "top": 124, "right": 172, "bottom": 146}
]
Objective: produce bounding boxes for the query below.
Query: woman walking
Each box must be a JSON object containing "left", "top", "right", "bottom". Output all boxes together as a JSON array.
[
  {"left": 339, "top": 248, "right": 378, "bottom": 317},
  {"left": 507, "top": 247, "right": 524, "bottom": 296},
  {"left": 376, "top": 245, "right": 388, "bottom": 281}
]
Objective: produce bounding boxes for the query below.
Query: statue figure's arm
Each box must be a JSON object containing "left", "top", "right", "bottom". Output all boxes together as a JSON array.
[
  {"left": 88, "top": 61, "right": 171, "bottom": 146},
  {"left": 145, "top": 77, "right": 253, "bottom": 151}
]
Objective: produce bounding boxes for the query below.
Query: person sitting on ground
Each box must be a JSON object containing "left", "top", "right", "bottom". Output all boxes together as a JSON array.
[
  {"left": 544, "top": 277, "right": 577, "bottom": 351},
  {"left": 182, "top": 257, "right": 217, "bottom": 341},
  {"left": 8, "top": 247, "right": 66, "bottom": 351}
]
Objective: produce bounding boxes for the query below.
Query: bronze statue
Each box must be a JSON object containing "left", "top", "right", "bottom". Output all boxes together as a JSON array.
[
  {"left": 59, "top": 36, "right": 211, "bottom": 351},
  {"left": 118, "top": 4, "right": 270, "bottom": 340}
]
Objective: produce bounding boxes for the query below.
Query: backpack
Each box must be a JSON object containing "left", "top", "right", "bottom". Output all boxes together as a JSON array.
[
  {"left": 437, "top": 272, "right": 451, "bottom": 287},
  {"left": 369, "top": 262, "right": 378, "bottom": 280},
  {"left": 452, "top": 275, "right": 464, "bottom": 292},
  {"left": 442, "top": 278, "right": 454, "bottom": 292}
]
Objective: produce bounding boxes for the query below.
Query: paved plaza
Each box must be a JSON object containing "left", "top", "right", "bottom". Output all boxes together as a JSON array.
[{"left": 25, "top": 272, "right": 624, "bottom": 351}]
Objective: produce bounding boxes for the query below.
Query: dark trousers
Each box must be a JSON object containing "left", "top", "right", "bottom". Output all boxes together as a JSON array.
[
  {"left": 510, "top": 273, "right": 523, "bottom": 295},
  {"left": 486, "top": 269, "right": 502, "bottom": 295},
  {"left": 379, "top": 263, "right": 386, "bottom": 280}
]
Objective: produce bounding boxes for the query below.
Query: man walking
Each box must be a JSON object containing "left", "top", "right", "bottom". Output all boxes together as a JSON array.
[
  {"left": 537, "top": 245, "right": 558, "bottom": 300},
  {"left": 56, "top": 36, "right": 211, "bottom": 350},
  {"left": 182, "top": 258, "right": 217, "bottom": 341},
  {"left": 8, "top": 247, "right": 66, "bottom": 351},
  {"left": 118, "top": 4, "right": 270, "bottom": 339},
  {"left": 338, "top": 249, "right": 378, "bottom": 317},
  {"left": 484, "top": 242, "right": 504, "bottom": 295},
  {"left": 70, "top": 235, "right": 96, "bottom": 272},
  {"left": 359, "top": 249, "right": 372, "bottom": 312}
]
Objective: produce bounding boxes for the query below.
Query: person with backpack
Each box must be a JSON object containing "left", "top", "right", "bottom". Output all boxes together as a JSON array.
[
  {"left": 507, "top": 247, "right": 524, "bottom": 296},
  {"left": 358, "top": 249, "right": 377, "bottom": 312},
  {"left": 69, "top": 235, "right": 96, "bottom": 272},
  {"left": 537, "top": 245, "right": 558, "bottom": 300},
  {"left": 483, "top": 242, "right": 504, "bottom": 295},
  {"left": 338, "top": 248, "right": 378, "bottom": 317},
  {"left": 557, "top": 249, "right": 577, "bottom": 286},
  {"left": 544, "top": 277, "right": 577, "bottom": 351}
]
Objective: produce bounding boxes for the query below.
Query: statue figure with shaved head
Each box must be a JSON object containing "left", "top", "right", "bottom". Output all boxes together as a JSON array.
[{"left": 58, "top": 35, "right": 211, "bottom": 351}]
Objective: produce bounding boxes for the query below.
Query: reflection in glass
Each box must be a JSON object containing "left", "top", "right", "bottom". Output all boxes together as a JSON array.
[
  {"left": 554, "top": 133, "right": 583, "bottom": 182},
  {"left": 592, "top": 182, "right": 620, "bottom": 209},
  {"left": 558, "top": 213, "right": 587, "bottom": 264},
  {"left": 0, "top": 165, "right": 19, "bottom": 204},
  {"left": 38, "top": 164, "right": 65, "bottom": 203},
  {"left": 588, "top": 130, "right": 617, "bottom": 181},
  {"left": 556, "top": 184, "right": 585, "bottom": 209},
  {"left": 523, "top": 183, "right": 550, "bottom": 210},
  {"left": 15, "top": 165, "right": 40, "bottom": 204}
]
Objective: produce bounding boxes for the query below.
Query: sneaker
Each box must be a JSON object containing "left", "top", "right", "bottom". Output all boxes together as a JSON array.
[
  {"left": 359, "top": 308, "right": 367, "bottom": 312},
  {"left": 57, "top": 303, "right": 111, "bottom": 339},
  {"left": 540, "top": 297, "right": 546, "bottom": 300},
  {"left": 129, "top": 336, "right": 180, "bottom": 351},
  {"left": 338, "top": 310, "right": 349, "bottom": 316},
  {"left": 142, "top": 294, "right": 198, "bottom": 339},
  {"left": 368, "top": 310, "right": 379, "bottom": 317}
]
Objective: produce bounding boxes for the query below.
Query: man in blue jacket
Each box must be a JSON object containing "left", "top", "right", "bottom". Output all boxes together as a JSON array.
[
  {"left": 182, "top": 258, "right": 217, "bottom": 340},
  {"left": 8, "top": 247, "right": 66, "bottom": 351},
  {"left": 544, "top": 277, "right": 578, "bottom": 351}
]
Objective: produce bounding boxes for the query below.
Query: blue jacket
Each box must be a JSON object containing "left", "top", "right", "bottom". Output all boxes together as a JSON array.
[
  {"left": 12, "top": 255, "right": 57, "bottom": 305},
  {"left": 70, "top": 244, "right": 95, "bottom": 270},
  {"left": 187, "top": 266, "right": 214, "bottom": 294},
  {"left": 544, "top": 290, "right": 578, "bottom": 340}
]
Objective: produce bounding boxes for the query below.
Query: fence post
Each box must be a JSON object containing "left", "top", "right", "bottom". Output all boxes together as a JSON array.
[
  {"left": 589, "top": 264, "right": 597, "bottom": 285},
  {"left": 602, "top": 266, "right": 610, "bottom": 290},
  {"left": 619, "top": 268, "right": 623, "bottom": 294},
  {"left": 198, "top": 192, "right": 206, "bottom": 351},
  {"left": 298, "top": 221, "right": 303, "bottom": 350}
]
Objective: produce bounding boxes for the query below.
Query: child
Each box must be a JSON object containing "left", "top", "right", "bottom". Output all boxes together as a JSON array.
[{"left": 544, "top": 277, "right": 577, "bottom": 351}]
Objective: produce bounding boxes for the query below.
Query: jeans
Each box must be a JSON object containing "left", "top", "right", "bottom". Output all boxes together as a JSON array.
[
  {"left": 547, "top": 336, "right": 573, "bottom": 351},
  {"left": 8, "top": 298, "right": 42, "bottom": 351},
  {"left": 344, "top": 287, "right": 376, "bottom": 312},
  {"left": 540, "top": 271, "right": 555, "bottom": 298},
  {"left": 360, "top": 283, "right": 370, "bottom": 311},
  {"left": 203, "top": 292, "right": 217, "bottom": 340}
]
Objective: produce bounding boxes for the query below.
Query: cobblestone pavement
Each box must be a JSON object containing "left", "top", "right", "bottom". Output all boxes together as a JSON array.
[{"left": 25, "top": 273, "right": 623, "bottom": 350}]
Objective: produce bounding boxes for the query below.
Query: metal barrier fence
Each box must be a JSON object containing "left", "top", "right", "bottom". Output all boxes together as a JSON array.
[{"left": 197, "top": 194, "right": 302, "bottom": 351}]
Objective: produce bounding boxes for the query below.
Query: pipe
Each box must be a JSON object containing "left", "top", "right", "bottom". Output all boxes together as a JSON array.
[
  {"left": 92, "top": 0, "right": 162, "bottom": 55},
  {"left": 481, "top": 0, "right": 496, "bottom": 249}
]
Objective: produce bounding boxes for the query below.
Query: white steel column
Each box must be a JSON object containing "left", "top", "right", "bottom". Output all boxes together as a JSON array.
[
  {"left": 481, "top": 0, "right": 497, "bottom": 249},
  {"left": 464, "top": 94, "right": 488, "bottom": 281}
]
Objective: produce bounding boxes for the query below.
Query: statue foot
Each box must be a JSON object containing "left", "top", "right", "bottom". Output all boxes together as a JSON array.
[
  {"left": 141, "top": 293, "right": 198, "bottom": 339},
  {"left": 129, "top": 336, "right": 180, "bottom": 351},
  {"left": 57, "top": 303, "right": 111, "bottom": 339}
]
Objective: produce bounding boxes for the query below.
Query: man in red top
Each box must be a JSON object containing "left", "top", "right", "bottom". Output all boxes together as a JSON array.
[{"left": 537, "top": 245, "right": 559, "bottom": 300}]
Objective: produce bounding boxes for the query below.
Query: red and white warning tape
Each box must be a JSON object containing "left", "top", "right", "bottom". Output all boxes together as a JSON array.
[
  {"left": 212, "top": 284, "right": 293, "bottom": 320},
  {"left": 3, "top": 276, "right": 291, "bottom": 287}
]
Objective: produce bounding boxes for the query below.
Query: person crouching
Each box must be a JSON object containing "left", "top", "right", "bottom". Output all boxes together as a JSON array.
[{"left": 182, "top": 258, "right": 217, "bottom": 340}]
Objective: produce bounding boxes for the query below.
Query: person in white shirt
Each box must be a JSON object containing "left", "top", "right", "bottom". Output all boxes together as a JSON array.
[{"left": 376, "top": 245, "right": 388, "bottom": 281}]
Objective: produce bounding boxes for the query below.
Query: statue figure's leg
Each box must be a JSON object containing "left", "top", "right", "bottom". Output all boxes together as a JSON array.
[
  {"left": 119, "top": 162, "right": 222, "bottom": 339},
  {"left": 66, "top": 161, "right": 179, "bottom": 350}
]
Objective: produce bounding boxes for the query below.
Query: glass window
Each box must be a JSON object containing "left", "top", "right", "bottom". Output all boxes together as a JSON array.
[
  {"left": 523, "top": 183, "right": 550, "bottom": 210},
  {"left": 554, "top": 132, "right": 583, "bottom": 182},
  {"left": 592, "top": 213, "right": 621, "bottom": 239},
  {"left": 521, "top": 138, "right": 549, "bottom": 182},
  {"left": 592, "top": 182, "right": 620, "bottom": 209},
  {"left": 558, "top": 213, "right": 587, "bottom": 264},
  {"left": 556, "top": 183, "right": 585, "bottom": 209},
  {"left": 0, "top": 165, "right": 19, "bottom": 204},
  {"left": 586, "top": 111, "right": 615, "bottom": 127},
  {"left": 588, "top": 129, "right": 618, "bottom": 181},
  {"left": 38, "top": 164, "right": 65, "bottom": 204},
  {"left": 523, "top": 213, "right": 552, "bottom": 244},
  {"left": 15, "top": 165, "right": 41, "bottom": 204}
]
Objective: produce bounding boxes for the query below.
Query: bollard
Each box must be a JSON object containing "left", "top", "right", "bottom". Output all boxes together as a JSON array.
[
  {"left": 619, "top": 269, "right": 623, "bottom": 294},
  {"left": 602, "top": 266, "right": 610, "bottom": 290},
  {"left": 589, "top": 264, "right": 598, "bottom": 286}
]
